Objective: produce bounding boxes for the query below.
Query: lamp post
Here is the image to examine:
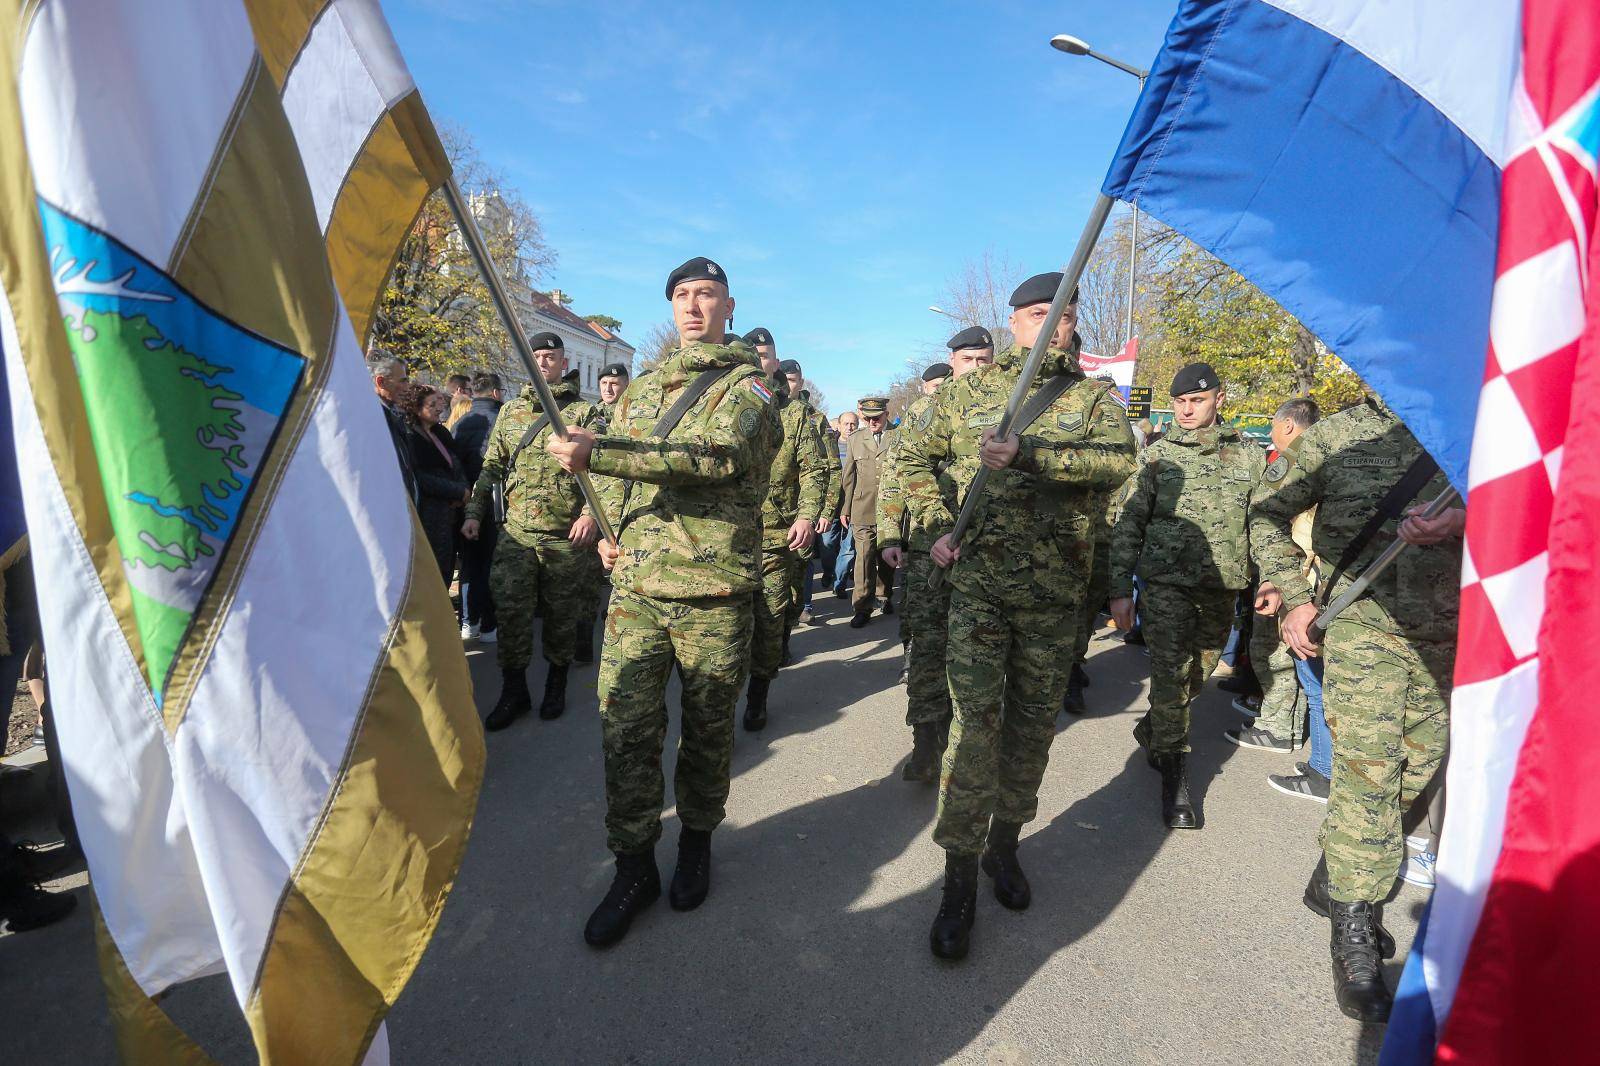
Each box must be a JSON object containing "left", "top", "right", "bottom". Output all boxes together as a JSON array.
[
  {"left": 1050, "top": 34, "right": 1148, "bottom": 350},
  {"left": 928, "top": 305, "right": 960, "bottom": 321}
]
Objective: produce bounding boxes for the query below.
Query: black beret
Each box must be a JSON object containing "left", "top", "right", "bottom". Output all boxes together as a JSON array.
[
  {"left": 946, "top": 325, "right": 993, "bottom": 351},
  {"left": 1170, "top": 362, "right": 1221, "bottom": 396},
  {"left": 922, "top": 362, "right": 953, "bottom": 382},
  {"left": 527, "top": 331, "right": 563, "bottom": 351},
  {"left": 744, "top": 327, "right": 774, "bottom": 347},
  {"left": 724, "top": 332, "right": 743, "bottom": 346},
  {"left": 562, "top": 368, "right": 580, "bottom": 384},
  {"left": 665, "top": 256, "right": 728, "bottom": 298},
  {"left": 1008, "top": 272, "right": 1080, "bottom": 308},
  {"left": 599, "top": 362, "right": 630, "bottom": 380},
  {"left": 777, "top": 358, "right": 802, "bottom": 375}
]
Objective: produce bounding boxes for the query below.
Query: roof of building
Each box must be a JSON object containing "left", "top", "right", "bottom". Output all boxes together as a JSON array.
[{"left": 525, "top": 289, "right": 635, "bottom": 351}]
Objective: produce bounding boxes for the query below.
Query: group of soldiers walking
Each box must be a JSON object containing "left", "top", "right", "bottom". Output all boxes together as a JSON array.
[{"left": 447, "top": 253, "right": 1462, "bottom": 1025}]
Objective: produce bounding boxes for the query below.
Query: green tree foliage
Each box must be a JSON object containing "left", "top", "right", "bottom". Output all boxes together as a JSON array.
[
  {"left": 370, "top": 126, "right": 555, "bottom": 381},
  {"left": 583, "top": 314, "right": 623, "bottom": 331}
]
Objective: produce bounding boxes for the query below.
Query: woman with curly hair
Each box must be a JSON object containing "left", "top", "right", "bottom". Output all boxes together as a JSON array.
[{"left": 395, "top": 381, "right": 470, "bottom": 583}]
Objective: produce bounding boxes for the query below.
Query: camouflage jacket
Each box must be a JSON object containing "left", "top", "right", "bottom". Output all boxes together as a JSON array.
[
  {"left": 1110, "top": 422, "right": 1265, "bottom": 597},
  {"left": 877, "top": 392, "right": 957, "bottom": 553},
  {"left": 593, "top": 400, "right": 618, "bottom": 432},
  {"left": 760, "top": 384, "right": 831, "bottom": 547},
  {"left": 1250, "top": 397, "right": 1460, "bottom": 643},
  {"left": 466, "top": 377, "right": 601, "bottom": 544},
  {"left": 809, "top": 406, "right": 843, "bottom": 523},
  {"left": 592, "top": 341, "right": 781, "bottom": 600},
  {"left": 897, "top": 344, "right": 1137, "bottom": 608}
]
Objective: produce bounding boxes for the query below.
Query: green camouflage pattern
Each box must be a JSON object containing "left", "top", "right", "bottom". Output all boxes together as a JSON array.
[
  {"left": 877, "top": 392, "right": 962, "bottom": 553},
  {"left": 1109, "top": 422, "right": 1265, "bottom": 599},
  {"left": 761, "top": 387, "right": 831, "bottom": 544},
  {"left": 488, "top": 533, "right": 591, "bottom": 671},
  {"left": 812, "top": 409, "right": 843, "bottom": 522},
  {"left": 598, "top": 589, "right": 754, "bottom": 854},
  {"left": 466, "top": 377, "right": 602, "bottom": 542},
  {"left": 1250, "top": 612, "right": 1305, "bottom": 740},
  {"left": 902, "top": 548, "right": 952, "bottom": 727},
  {"left": 1072, "top": 536, "right": 1112, "bottom": 666},
  {"left": 590, "top": 341, "right": 781, "bottom": 601},
  {"left": 750, "top": 545, "right": 792, "bottom": 680},
  {"left": 896, "top": 344, "right": 1137, "bottom": 611},
  {"left": 1320, "top": 616, "right": 1452, "bottom": 902},
  {"left": 1249, "top": 397, "right": 1460, "bottom": 642},
  {"left": 1132, "top": 582, "right": 1236, "bottom": 755},
  {"left": 933, "top": 594, "right": 1073, "bottom": 855}
]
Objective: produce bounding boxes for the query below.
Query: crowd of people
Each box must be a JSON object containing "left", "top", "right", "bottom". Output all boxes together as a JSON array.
[{"left": 356, "top": 254, "right": 1460, "bottom": 1026}]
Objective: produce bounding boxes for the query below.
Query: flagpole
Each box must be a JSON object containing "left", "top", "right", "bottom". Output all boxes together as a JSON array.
[
  {"left": 441, "top": 178, "right": 617, "bottom": 545},
  {"left": 931, "top": 192, "right": 1117, "bottom": 588},
  {"left": 1312, "top": 485, "right": 1462, "bottom": 635}
]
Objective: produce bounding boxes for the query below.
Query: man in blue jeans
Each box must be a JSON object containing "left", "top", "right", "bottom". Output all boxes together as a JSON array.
[
  {"left": 1269, "top": 655, "right": 1331, "bottom": 801},
  {"left": 824, "top": 411, "right": 858, "bottom": 598}
]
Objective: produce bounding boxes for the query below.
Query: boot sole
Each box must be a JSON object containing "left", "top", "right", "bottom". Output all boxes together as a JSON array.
[
  {"left": 669, "top": 888, "right": 709, "bottom": 912},
  {"left": 929, "top": 933, "right": 971, "bottom": 961},
  {"left": 583, "top": 887, "right": 660, "bottom": 948},
  {"left": 980, "top": 853, "right": 1032, "bottom": 911}
]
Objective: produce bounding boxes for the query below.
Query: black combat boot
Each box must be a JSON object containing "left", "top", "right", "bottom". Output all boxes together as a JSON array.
[
  {"left": 902, "top": 723, "right": 940, "bottom": 783},
  {"left": 1330, "top": 900, "right": 1394, "bottom": 1022},
  {"left": 1133, "top": 715, "right": 1157, "bottom": 768},
  {"left": 1071, "top": 662, "right": 1091, "bottom": 690},
  {"left": 743, "top": 677, "right": 770, "bottom": 732},
  {"left": 583, "top": 849, "right": 661, "bottom": 948},
  {"left": 669, "top": 827, "right": 712, "bottom": 911},
  {"left": 780, "top": 630, "right": 793, "bottom": 667},
  {"left": 850, "top": 607, "right": 872, "bottom": 628},
  {"left": 980, "top": 819, "right": 1031, "bottom": 910},
  {"left": 537, "top": 663, "right": 569, "bottom": 720},
  {"left": 1303, "top": 856, "right": 1396, "bottom": 957},
  {"left": 1154, "top": 752, "right": 1198, "bottom": 829},
  {"left": 574, "top": 621, "right": 595, "bottom": 664},
  {"left": 483, "top": 669, "right": 532, "bottom": 731},
  {"left": 929, "top": 852, "right": 979, "bottom": 961},
  {"left": 1062, "top": 669, "right": 1086, "bottom": 716}
]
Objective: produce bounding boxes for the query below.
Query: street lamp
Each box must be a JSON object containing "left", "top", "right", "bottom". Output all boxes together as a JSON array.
[
  {"left": 1050, "top": 34, "right": 1147, "bottom": 349},
  {"left": 928, "top": 305, "right": 960, "bottom": 321}
]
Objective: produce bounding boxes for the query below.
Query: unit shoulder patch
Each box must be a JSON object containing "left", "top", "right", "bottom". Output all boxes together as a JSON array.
[
  {"left": 739, "top": 408, "right": 761, "bottom": 439},
  {"left": 1264, "top": 455, "right": 1291, "bottom": 483}
]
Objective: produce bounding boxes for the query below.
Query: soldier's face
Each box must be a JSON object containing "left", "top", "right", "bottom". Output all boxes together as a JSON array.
[
  {"left": 672, "top": 280, "right": 733, "bottom": 344},
  {"left": 600, "top": 376, "right": 624, "bottom": 403},
  {"left": 785, "top": 371, "right": 803, "bottom": 395},
  {"left": 1173, "top": 387, "right": 1224, "bottom": 430},
  {"left": 950, "top": 348, "right": 994, "bottom": 377},
  {"left": 921, "top": 378, "right": 942, "bottom": 395},
  {"left": 1009, "top": 301, "right": 1076, "bottom": 350},
  {"left": 1270, "top": 415, "right": 1301, "bottom": 453},
  {"left": 755, "top": 345, "right": 779, "bottom": 374},
  {"left": 533, "top": 348, "right": 567, "bottom": 384}
]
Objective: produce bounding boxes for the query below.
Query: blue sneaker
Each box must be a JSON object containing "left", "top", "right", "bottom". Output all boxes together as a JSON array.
[{"left": 1401, "top": 851, "right": 1437, "bottom": 889}]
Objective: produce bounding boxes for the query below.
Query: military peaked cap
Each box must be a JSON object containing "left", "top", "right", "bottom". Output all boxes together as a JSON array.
[
  {"left": 922, "top": 362, "right": 953, "bottom": 382},
  {"left": 1170, "top": 362, "right": 1221, "bottom": 396},
  {"left": 1008, "top": 272, "right": 1080, "bottom": 308},
  {"left": 665, "top": 256, "right": 728, "bottom": 298},
  {"left": 858, "top": 396, "right": 889, "bottom": 415},
  {"left": 946, "top": 325, "right": 993, "bottom": 351},
  {"left": 528, "top": 330, "right": 563, "bottom": 351}
]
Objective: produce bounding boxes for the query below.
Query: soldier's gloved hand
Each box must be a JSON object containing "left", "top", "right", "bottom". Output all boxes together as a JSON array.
[
  {"left": 979, "top": 427, "right": 1020, "bottom": 470},
  {"left": 598, "top": 538, "right": 620, "bottom": 572},
  {"left": 546, "top": 426, "right": 596, "bottom": 473},
  {"left": 882, "top": 545, "right": 904, "bottom": 568},
  {"left": 1398, "top": 505, "right": 1466, "bottom": 546},
  {"left": 786, "top": 518, "right": 816, "bottom": 552},
  {"left": 569, "top": 515, "right": 600, "bottom": 548},
  {"left": 1109, "top": 596, "right": 1136, "bottom": 631},
  {"left": 931, "top": 534, "right": 960, "bottom": 568},
  {"left": 461, "top": 518, "right": 481, "bottom": 541},
  {"left": 1281, "top": 601, "right": 1322, "bottom": 659},
  {"left": 1254, "top": 581, "right": 1282, "bottom": 616}
]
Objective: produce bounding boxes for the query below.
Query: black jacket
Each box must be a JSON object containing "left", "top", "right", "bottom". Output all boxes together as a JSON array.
[
  {"left": 451, "top": 396, "right": 502, "bottom": 484},
  {"left": 411, "top": 422, "right": 470, "bottom": 503},
  {"left": 382, "top": 401, "right": 418, "bottom": 503}
]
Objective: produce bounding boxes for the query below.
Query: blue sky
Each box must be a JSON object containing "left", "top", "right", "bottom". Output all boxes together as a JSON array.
[{"left": 388, "top": 0, "right": 1177, "bottom": 413}]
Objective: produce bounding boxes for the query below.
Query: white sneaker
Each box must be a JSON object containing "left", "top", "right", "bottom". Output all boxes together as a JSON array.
[
  {"left": 1401, "top": 851, "right": 1437, "bottom": 889},
  {"left": 461, "top": 622, "right": 480, "bottom": 641},
  {"left": 478, "top": 628, "right": 498, "bottom": 645},
  {"left": 1405, "top": 834, "right": 1431, "bottom": 851}
]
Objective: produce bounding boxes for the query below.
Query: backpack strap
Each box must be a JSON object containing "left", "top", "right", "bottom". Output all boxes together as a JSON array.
[{"left": 1314, "top": 452, "right": 1440, "bottom": 609}]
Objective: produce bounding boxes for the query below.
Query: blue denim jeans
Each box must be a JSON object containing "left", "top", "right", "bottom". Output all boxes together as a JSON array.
[
  {"left": 1296, "top": 655, "right": 1331, "bottom": 779},
  {"left": 831, "top": 524, "right": 856, "bottom": 592}
]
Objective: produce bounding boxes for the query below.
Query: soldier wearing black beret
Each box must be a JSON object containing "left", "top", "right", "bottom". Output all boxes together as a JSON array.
[
  {"left": 922, "top": 362, "right": 953, "bottom": 390},
  {"left": 1169, "top": 361, "right": 1220, "bottom": 396},
  {"left": 946, "top": 326, "right": 993, "bottom": 353},
  {"left": 528, "top": 330, "right": 564, "bottom": 351}
]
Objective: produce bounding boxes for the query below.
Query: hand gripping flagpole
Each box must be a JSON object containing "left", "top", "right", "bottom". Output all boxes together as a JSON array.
[
  {"left": 1310, "top": 485, "right": 1462, "bottom": 637},
  {"left": 442, "top": 178, "right": 617, "bottom": 545},
  {"left": 930, "top": 193, "right": 1117, "bottom": 589}
]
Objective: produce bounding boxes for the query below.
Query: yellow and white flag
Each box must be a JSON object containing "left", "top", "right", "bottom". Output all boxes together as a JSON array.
[{"left": 0, "top": 2, "right": 483, "bottom": 1062}]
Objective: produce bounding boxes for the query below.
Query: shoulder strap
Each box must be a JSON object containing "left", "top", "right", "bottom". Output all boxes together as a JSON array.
[
  {"left": 1315, "top": 452, "right": 1439, "bottom": 608},
  {"left": 1009, "top": 373, "right": 1077, "bottom": 436},
  {"left": 507, "top": 394, "right": 579, "bottom": 471},
  {"left": 618, "top": 364, "right": 741, "bottom": 520}
]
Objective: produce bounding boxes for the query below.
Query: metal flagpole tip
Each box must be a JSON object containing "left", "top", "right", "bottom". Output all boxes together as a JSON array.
[{"left": 1051, "top": 34, "right": 1092, "bottom": 56}]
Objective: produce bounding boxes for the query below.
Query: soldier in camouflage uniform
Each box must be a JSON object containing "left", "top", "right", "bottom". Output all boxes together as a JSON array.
[
  {"left": 1063, "top": 487, "right": 1116, "bottom": 715},
  {"left": 570, "top": 361, "right": 632, "bottom": 664},
  {"left": 786, "top": 371, "right": 841, "bottom": 630},
  {"left": 899, "top": 274, "right": 1135, "bottom": 961},
  {"left": 1250, "top": 394, "right": 1461, "bottom": 1022},
  {"left": 547, "top": 257, "right": 781, "bottom": 949},
  {"left": 1109, "top": 363, "right": 1264, "bottom": 829},
  {"left": 462, "top": 332, "right": 603, "bottom": 731},
  {"left": 740, "top": 330, "right": 830, "bottom": 731}
]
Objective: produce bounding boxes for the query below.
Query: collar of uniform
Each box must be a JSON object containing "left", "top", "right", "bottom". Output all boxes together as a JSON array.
[
  {"left": 997, "top": 343, "right": 1080, "bottom": 378},
  {"left": 1164, "top": 421, "right": 1239, "bottom": 452},
  {"left": 660, "top": 339, "right": 757, "bottom": 383},
  {"left": 521, "top": 376, "right": 578, "bottom": 410}
]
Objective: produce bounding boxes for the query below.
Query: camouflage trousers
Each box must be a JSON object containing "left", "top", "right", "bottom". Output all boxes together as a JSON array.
[
  {"left": 902, "top": 549, "right": 951, "bottom": 728},
  {"left": 1320, "top": 617, "right": 1452, "bottom": 903},
  {"left": 578, "top": 546, "right": 608, "bottom": 623},
  {"left": 850, "top": 525, "right": 894, "bottom": 610},
  {"left": 1134, "top": 582, "right": 1237, "bottom": 755},
  {"left": 598, "top": 589, "right": 753, "bottom": 855},
  {"left": 750, "top": 544, "right": 792, "bottom": 681},
  {"left": 784, "top": 538, "right": 814, "bottom": 629},
  {"left": 933, "top": 591, "right": 1074, "bottom": 856},
  {"left": 489, "top": 532, "right": 588, "bottom": 672},
  {"left": 1250, "top": 611, "right": 1304, "bottom": 740},
  {"left": 1072, "top": 538, "right": 1112, "bottom": 666}
]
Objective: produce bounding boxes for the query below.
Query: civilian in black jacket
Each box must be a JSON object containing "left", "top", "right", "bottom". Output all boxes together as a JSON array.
[
  {"left": 451, "top": 373, "right": 504, "bottom": 639},
  {"left": 395, "top": 383, "right": 469, "bottom": 583},
  {"left": 369, "top": 352, "right": 418, "bottom": 503}
]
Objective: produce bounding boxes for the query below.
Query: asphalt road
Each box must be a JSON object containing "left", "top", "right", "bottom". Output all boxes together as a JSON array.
[{"left": 1, "top": 589, "right": 1423, "bottom": 1064}]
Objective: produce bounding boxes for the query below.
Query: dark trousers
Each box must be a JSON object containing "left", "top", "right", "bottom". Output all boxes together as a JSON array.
[{"left": 461, "top": 520, "right": 499, "bottom": 631}]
